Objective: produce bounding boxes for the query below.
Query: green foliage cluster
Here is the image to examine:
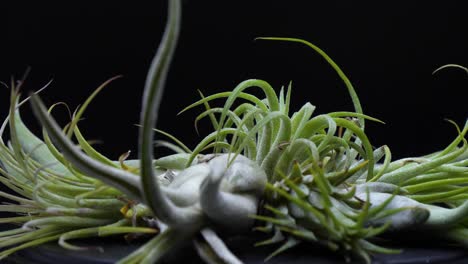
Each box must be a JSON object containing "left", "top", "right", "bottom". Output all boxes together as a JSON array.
[{"left": 0, "top": 0, "right": 467, "bottom": 263}]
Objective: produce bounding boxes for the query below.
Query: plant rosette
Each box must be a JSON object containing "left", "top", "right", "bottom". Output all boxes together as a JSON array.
[{"left": 1, "top": 0, "right": 467, "bottom": 263}]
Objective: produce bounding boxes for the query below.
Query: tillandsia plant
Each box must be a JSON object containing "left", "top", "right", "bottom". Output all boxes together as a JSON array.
[{"left": 1, "top": 0, "right": 467, "bottom": 263}]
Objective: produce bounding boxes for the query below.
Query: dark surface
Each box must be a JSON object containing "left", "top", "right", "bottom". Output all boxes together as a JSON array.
[{"left": 5, "top": 236, "right": 468, "bottom": 264}]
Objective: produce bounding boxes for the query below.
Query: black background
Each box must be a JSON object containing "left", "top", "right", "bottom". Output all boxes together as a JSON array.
[{"left": 3, "top": 0, "right": 467, "bottom": 162}]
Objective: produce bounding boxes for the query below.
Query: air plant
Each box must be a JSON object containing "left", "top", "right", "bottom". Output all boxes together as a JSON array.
[{"left": 1, "top": 0, "right": 467, "bottom": 263}]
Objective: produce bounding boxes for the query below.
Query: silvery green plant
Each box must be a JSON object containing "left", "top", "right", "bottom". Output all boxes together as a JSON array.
[{"left": 1, "top": 0, "right": 467, "bottom": 263}]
